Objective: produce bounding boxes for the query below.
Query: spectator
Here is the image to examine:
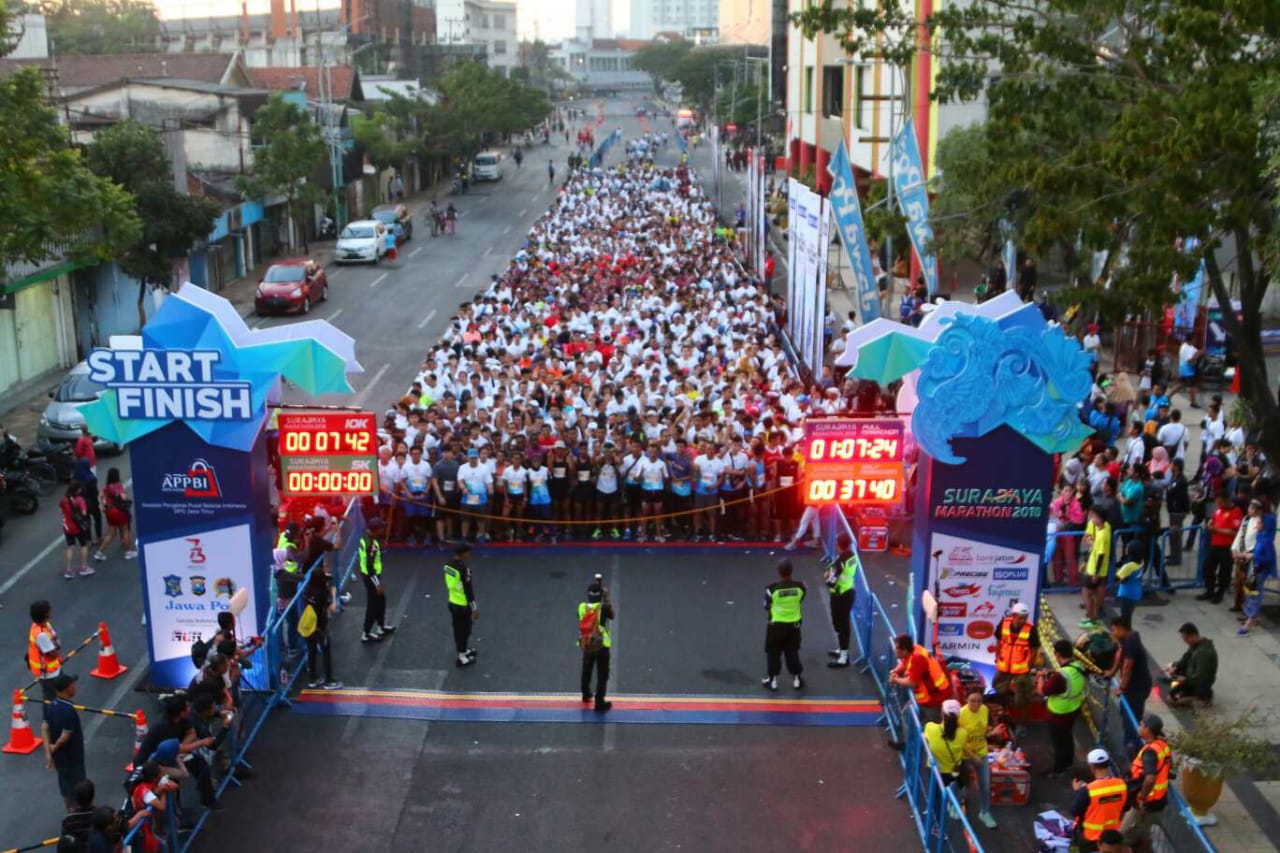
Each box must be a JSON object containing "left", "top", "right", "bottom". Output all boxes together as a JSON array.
[
  {"left": 1114, "top": 541, "right": 1145, "bottom": 624},
  {"left": 1200, "top": 492, "right": 1244, "bottom": 605},
  {"left": 129, "top": 762, "right": 179, "bottom": 853},
  {"left": 1081, "top": 506, "right": 1112, "bottom": 629},
  {"left": 303, "top": 563, "right": 343, "bottom": 690},
  {"left": 41, "top": 674, "right": 85, "bottom": 812},
  {"left": 1162, "top": 622, "right": 1217, "bottom": 707},
  {"left": 1107, "top": 617, "right": 1153, "bottom": 721},
  {"left": 959, "top": 690, "right": 998, "bottom": 828},
  {"left": 1240, "top": 505, "right": 1276, "bottom": 636},
  {"left": 923, "top": 699, "right": 969, "bottom": 811},
  {"left": 94, "top": 467, "right": 136, "bottom": 561}
]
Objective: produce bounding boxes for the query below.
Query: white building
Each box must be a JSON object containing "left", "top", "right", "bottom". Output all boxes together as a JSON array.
[
  {"left": 550, "top": 37, "right": 652, "bottom": 94},
  {"left": 630, "top": 0, "right": 718, "bottom": 40},
  {"left": 465, "top": 0, "right": 518, "bottom": 75},
  {"left": 574, "top": 0, "right": 612, "bottom": 41}
]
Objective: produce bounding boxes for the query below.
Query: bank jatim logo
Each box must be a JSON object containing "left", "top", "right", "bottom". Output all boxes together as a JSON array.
[{"left": 162, "top": 459, "right": 222, "bottom": 498}]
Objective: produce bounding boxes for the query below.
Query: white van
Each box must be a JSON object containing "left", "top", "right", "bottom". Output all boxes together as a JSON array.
[{"left": 473, "top": 150, "right": 503, "bottom": 182}]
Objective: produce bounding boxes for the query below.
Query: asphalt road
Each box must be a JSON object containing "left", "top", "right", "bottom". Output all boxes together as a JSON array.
[{"left": 0, "top": 107, "right": 595, "bottom": 848}]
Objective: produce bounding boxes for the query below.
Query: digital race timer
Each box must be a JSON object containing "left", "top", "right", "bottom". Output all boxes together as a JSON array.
[
  {"left": 801, "top": 418, "right": 906, "bottom": 508},
  {"left": 277, "top": 411, "right": 379, "bottom": 498}
]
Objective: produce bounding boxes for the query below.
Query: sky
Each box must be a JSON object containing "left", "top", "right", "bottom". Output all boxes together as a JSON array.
[{"left": 149, "top": 0, "right": 625, "bottom": 42}]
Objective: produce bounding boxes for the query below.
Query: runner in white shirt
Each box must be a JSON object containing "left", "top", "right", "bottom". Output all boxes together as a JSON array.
[
  {"left": 636, "top": 445, "right": 670, "bottom": 542},
  {"left": 457, "top": 450, "right": 494, "bottom": 542},
  {"left": 500, "top": 452, "right": 529, "bottom": 542},
  {"left": 693, "top": 446, "right": 726, "bottom": 541}
]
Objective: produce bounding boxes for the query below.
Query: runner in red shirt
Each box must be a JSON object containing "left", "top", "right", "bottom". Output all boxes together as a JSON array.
[
  {"left": 73, "top": 425, "right": 96, "bottom": 472},
  {"left": 59, "top": 483, "right": 93, "bottom": 579}
]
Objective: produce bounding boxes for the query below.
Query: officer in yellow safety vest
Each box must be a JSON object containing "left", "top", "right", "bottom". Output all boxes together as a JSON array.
[
  {"left": 444, "top": 544, "right": 478, "bottom": 667},
  {"left": 1121, "top": 714, "right": 1172, "bottom": 849},
  {"left": 826, "top": 532, "right": 860, "bottom": 669},
  {"left": 762, "top": 559, "right": 806, "bottom": 692},
  {"left": 994, "top": 601, "right": 1041, "bottom": 692},
  {"left": 358, "top": 518, "right": 396, "bottom": 643},
  {"left": 1071, "top": 748, "right": 1128, "bottom": 852},
  {"left": 1043, "top": 638, "right": 1087, "bottom": 775},
  {"left": 276, "top": 522, "right": 301, "bottom": 553},
  {"left": 28, "top": 600, "right": 62, "bottom": 701},
  {"left": 578, "top": 574, "right": 614, "bottom": 712}
]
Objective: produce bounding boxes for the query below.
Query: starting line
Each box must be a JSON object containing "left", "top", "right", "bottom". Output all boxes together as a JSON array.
[{"left": 291, "top": 688, "right": 883, "bottom": 727}]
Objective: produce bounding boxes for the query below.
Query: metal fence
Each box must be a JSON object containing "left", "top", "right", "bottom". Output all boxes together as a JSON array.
[
  {"left": 1043, "top": 524, "right": 1207, "bottom": 594},
  {"left": 117, "top": 498, "right": 366, "bottom": 853},
  {"left": 820, "top": 505, "right": 985, "bottom": 853}
]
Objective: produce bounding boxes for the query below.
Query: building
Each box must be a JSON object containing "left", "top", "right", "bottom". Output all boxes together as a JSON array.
[
  {"left": 550, "top": 37, "right": 652, "bottom": 94},
  {"left": 248, "top": 66, "right": 365, "bottom": 102},
  {"left": 783, "top": 0, "right": 985, "bottom": 284},
  {"left": 630, "top": 0, "right": 718, "bottom": 40},
  {"left": 718, "top": 0, "right": 770, "bottom": 44},
  {"left": 575, "top": 0, "right": 612, "bottom": 41},
  {"left": 465, "top": 0, "right": 518, "bottom": 76},
  {"left": 0, "top": 52, "right": 253, "bottom": 96}
]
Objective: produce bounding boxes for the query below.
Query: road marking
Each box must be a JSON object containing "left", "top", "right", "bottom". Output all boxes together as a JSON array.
[
  {"left": 341, "top": 571, "right": 427, "bottom": 745},
  {"left": 351, "top": 363, "right": 391, "bottom": 407},
  {"left": 518, "top": 208, "right": 527, "bottom": 217},
  {"left": 604, "top": 553, "right": 621, "bottom": 752},
  {"left": 327, "top": 307, "right": 344, "bottom": 323},
  {"left": 409, "top": 246, "right": 423, "bottom": 258},
  {"left": 417, "top": 309, "right": 437, "bottom": 330},
  {"left": 454, "top": 274, "right": 468, "bottom": 288},
  {"left": 83, "top": 656, "right": 148, "bottom": 743},
  {"left": 503, "top": 225, "right": 512, "bottom": 235},
  {"left": 483, "top": 246, "right": 493, "bottom": 257},
  {"left": 369, "top": 272, "right": 388, "bottom": 289},
  {"left": 0, "top": 478, "right": 132, "bottom": 596}
]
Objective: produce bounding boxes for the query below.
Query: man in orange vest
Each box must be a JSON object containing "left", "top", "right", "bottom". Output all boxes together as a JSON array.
[
  {"left": 888, "top": 633, "right": 951, "bottom": 721},
  {"left": 1071, "top": 748, "right": 1128, "bottom": 852},
  {"left": 1121, "top": 714, "right": 1171, "bottom": 851},
  {"left": 28, "top": 600, "right": 63, "bottom": 702},
  {"left": 993, "top": 601, "right": 1040, "bottom": 693}
]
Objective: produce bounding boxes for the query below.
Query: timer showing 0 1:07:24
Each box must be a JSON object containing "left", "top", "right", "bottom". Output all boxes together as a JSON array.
[{"left": 806, "top": 436, "right": 901, "bottom": 462}]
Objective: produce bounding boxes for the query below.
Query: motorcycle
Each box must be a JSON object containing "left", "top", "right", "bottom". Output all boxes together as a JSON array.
[
  {"left": 318, "top": 215, "right": 337, "bottom": 240},
  {"left": 0, "top": 469, "right": 39, "bottom": 518},
  {"left": 0, "top": 427, "right": 64, "bottom": 495}
]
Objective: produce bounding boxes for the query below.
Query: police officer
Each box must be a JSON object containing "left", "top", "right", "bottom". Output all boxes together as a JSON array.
[
  {"left": 357, "top": 518, "right": 397, "bottom": 643},
  {"left": 762, "top": 559, "right": 806, "bottom": 692},
  {"left": 1071, "top": 748, "right": 1128, "bottom": 852},
  {"left": 578, "top": 574, "right": 615, "bottom": 712},
  {"left": 826, "top": 532, "right": 860, "bottom": 668},
  {"left": 444, "top": 544, "right": 478, "bottom": 667},
  {"left": 1121, "top": 714, "right": 1171, "bottom": 850}
]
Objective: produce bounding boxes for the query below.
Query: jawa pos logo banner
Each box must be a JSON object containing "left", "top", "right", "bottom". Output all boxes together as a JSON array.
[{"left": 161, "top": 459, "right": 222, "bottom": 498}]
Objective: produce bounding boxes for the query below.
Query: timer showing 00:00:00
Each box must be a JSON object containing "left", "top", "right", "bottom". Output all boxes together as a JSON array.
[{"left": 284, "top": 470, "right": 375, "bottom": 495}]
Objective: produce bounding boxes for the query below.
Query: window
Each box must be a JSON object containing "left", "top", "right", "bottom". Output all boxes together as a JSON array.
[
  {"left": 821, "top": 65, "right": 844, "bottom": 117},
  {"left": 478, "top": 13, "right": 489, "bottom": 28},
  {"left": 492, "top": 13, "right": 505, "bottom": 29},
  {"left": 803, "top": 66, "right": 813, "bottom": 114},
  {"left": 493, "top": 39, "right": 506, "bottom": 54}
]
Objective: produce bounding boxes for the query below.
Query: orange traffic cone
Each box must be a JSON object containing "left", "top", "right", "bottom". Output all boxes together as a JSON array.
[
  {"left": 2, "top": 689, "right": 42, "bottom": 755},
  {"left": 124, "top": 709, "right": 147, "bottom": 772},
  {"left": 90, "top": 622, "right": 127, "bottom": 680}
]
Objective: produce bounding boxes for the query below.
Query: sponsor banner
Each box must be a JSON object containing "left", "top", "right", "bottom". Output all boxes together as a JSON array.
[
  {"left": 787, "top": 178, "right": 827, "bottom": 374},
  {"left": 929, "top": 531, "right": 1039, "bottom": 671},
  {"left": 827, "top": 140, "right": 880, "bottom": 321},
  {"left": 144, "top": 523, "right": 259, "bottom": 686},
  {"left": 890, "top": 123, "right": 939, "bottom": 296}
]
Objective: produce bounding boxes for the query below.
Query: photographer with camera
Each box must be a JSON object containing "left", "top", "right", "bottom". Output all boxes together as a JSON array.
[{"left": 578, "top": 574, "right": 615, "bottom": 713}]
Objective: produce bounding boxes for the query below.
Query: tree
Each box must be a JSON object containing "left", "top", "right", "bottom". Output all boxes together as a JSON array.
[
  {"left": 40, "top": 0, "right": 161, "bottom": 55},
  {"left": 85, "top": 120, "right": 218, "bottom": 328},
  {"left": 670, "top": 47, "right": 747, "bottom": 111},
  {"left": 238, "top": 94, "right": 327, "bottom": 252},
  {"left": 422, "top": 63, "right": 550, "bottom": 157},
  {"left": 0, "top": 69, "right": 140, "bottom": 288},
  {"left": 796, "top": 0, "right": 1280, "bottom": 470},
  {"left": 631, "top": 39, "right": 693, "bottom": 89}
]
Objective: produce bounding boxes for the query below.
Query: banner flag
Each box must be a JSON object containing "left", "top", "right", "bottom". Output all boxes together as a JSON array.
[
  {"left": 890, "top": 123, "right": 939, "bottom": 296},
  {"left": 827, "top": 140, "right": 881, "bottom": 322}
]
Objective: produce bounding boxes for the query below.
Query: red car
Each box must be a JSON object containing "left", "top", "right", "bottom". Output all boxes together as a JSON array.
[{"left": 254, "top": 260, "right": 328, "bottom": 315}]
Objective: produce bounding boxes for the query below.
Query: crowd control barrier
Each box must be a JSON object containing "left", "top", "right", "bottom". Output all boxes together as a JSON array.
[
  {"left": 98, "top": 498, "right": 365, "bottom": 853},
  {"left": 1043, "top": 524, "right": 1208, "bottom": 594},
  {"left": 819, "top": 505, "right": 985, "bottom": 853},
  {"left": 1037, "top": 598, "right": 1215, "bottom": 853}
]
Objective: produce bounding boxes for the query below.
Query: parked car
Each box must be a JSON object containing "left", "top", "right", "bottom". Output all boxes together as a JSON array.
[
  {"left": 254, "top": 259, "right": 328, "bottom": 315},
  {"left": 371, "top": 204, "right": 413, "bottom": 243},
  {"left": 472, "top": 150, "right": 504, "bottom": 182},
  {"left": 35, "top": 362, "right": 121, "bottom": 453},
  {"left": 334, "top": 220, "right": 388, "bottom": 264}
]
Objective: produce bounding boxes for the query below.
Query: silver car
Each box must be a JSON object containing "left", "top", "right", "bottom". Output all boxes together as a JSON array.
[{"left": 36, "top": 362, "right": 120, "bottom": 453}]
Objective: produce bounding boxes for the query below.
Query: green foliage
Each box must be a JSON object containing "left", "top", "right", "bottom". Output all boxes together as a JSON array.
[
  {"left": 238, "top": 95, "right": 327, "bottom": 249},
  {"left": 422, "top": 62, "right": 551, "bottom": 157},
  {"left": 929, "top": 124, "right": 1013, "bottom": 266},
  {"left": 630, "top": 39, "right": 692, "bottom": 84},
  {"left": 670, "top": 47, "right": 751, "bottom": 110},
  {"left": 40, "top": 0, "right": 161, "bottom": 55},
  {"left": 796, "top": 0, "right": 1280, "bottom": 465},
  {"left": 714, "top": 81, "right": 765, "bottom": 128},
  {"left": 351, "top": 110, "right": 413, "bottom": 172},
  {"left": 85, "top": 120, "right": 218, "bottom": 295},
  {"left": 0, "top": 69, "right": 140, "bottom": 279},
  {"left": 1169, "top": 709, "right": 1280, "bottom": 778}
]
